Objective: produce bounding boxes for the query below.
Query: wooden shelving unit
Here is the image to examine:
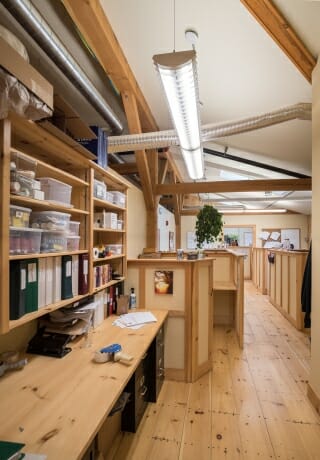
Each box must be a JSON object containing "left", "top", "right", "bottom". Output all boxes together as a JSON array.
[{"left": 0, "top": 115, "right": 129, "bottom": 334}]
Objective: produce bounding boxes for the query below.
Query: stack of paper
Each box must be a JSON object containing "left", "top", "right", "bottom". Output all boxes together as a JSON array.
[{"left": 113, "top": 311, "right": 157, "bottom": 329}]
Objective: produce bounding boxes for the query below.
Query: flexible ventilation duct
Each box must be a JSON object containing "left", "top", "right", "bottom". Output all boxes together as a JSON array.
[
  {"left": 1, "top": 0, "right": 123, "bottom": 134},
  {"left": 108, "top": 102, "right": 311, "bottom": 152}
]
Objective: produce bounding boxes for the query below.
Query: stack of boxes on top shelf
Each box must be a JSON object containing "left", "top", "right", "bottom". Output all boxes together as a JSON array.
[{"left": 9, "top": 151, "right": 89, "bottom": 320}]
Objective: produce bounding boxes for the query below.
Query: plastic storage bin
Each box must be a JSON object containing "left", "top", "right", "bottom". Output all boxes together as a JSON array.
[
  {"left": 30, "top": 211, "right": 71, "bottom": 231},
  {"left": 10, "top": 227, "right": 42, "bottom": 254},
  {"left": 39, "top": 177, "right": 72, "bottom": 205},
  {"left": 111, "top": 191, "right": 126, "bottom": 208},
  {"left": 40, "top": 230, "right": 68, "bottom": 253},
  {"left": 94, "top": 211, "right": 117, "bottom": 229},
  {"left": 107, "top": 244, "right": 123, "bottom": 255},
  {"left": 67, "top": 236, "right": 80, "bottom": 251},
  {"left": 93, "top": 179, "right": 107, "bottom": 200},
  {"left": 69, "top": 221, "right": 80, "bottom": 236},
  {"left": 117, "top": 219, "right": 124, "bottom": 230},
  {"left": 10, "top": 205, "right": 32, "bottom": 228}
]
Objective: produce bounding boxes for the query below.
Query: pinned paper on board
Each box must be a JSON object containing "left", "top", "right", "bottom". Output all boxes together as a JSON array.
[
  {"left": 259, "top": 231, "right": 270, "bottom": 240},
  {"left": 270, "top": 231, "right": 281, "bottom": 241}
]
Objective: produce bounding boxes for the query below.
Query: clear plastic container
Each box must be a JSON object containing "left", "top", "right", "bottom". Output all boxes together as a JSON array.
[
  {"left": 39, "top": 177, "right": 72, "bottom": 205},
  {"left": 67, "top": 236, "right": 80, "bottom": 251},
  {"left": 117, "top": 219, "right": 124, "bottom": 230},
  {"left": 30, "top": 211, "right": 71, "bottom": 231},
  {"left": 69, "top": 221, "right": 80, "bottom": 236},
  {"left": 93, "top": 179, "right": 107, "bottom": 200},
  {"left": 10, "top": 227, "right": 42, "bottom": 254},
  {"left": 111, "top": 191, "right": 126, "bottom": 207},
  {"left": 40, "top": 230, "right": 68, "bottom": 253},
  {"left": 10, "top": 205, "right": 32, "bottom": 228},
  {"left": 107, "top": 244, "right": 123, "bottom": 255},
  {"left": 105, "top": 191, "right": 114, "bottom": 203}
]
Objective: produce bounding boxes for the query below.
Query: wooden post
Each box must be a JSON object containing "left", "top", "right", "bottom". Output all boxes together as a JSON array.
[{"left": 0, "top": 119, "right": 11, "bottom": 333}]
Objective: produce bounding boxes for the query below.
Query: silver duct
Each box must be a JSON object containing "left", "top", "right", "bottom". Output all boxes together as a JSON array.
[
  {"left": 108, "top": 102, "right": 311, "bottom": 152},
  {"left": 1, "top": 0, "right": 123, "bottom": 134}
]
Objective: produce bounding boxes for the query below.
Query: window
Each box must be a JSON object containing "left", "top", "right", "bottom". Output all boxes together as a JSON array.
[{"left": 223, "top": 226, "right": 255, "bottom": 247}]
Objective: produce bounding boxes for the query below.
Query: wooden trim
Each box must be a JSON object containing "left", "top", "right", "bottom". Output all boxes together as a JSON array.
[
  {"left": 111, "top": 162, "right": 139, "bottom": 175},
  {"left": 0, "top": 119, "right": 10, "bottom": 333},
  {"left": 164, "top": 368, "right": 186, "bottom": 382},
  {"left": 62, "top": 0, "right": 158, "bottom": 132},
  {"left": 168, "top": 310, "right": 185, "bottom": 318},
  {"left": 156, "top": 178, "right": 311, "bottom": 195},
  {"left": 240, "top": 0, "right": 316, "bottom": 83},
  {"left": 307, "top": 383, "right": 320, "bottom": 416},
  {"left": 139, "top": 267, "right": 146, "bottom": 308}
]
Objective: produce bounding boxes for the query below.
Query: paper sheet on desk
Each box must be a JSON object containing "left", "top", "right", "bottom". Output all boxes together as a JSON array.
[{"left": 113, "top": 311, "right": 157, "bottom": 329}]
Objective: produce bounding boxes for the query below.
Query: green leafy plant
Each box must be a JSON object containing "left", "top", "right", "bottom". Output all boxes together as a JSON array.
[{"left": 195, "top": 205, "right": 223, "bottom": 248}]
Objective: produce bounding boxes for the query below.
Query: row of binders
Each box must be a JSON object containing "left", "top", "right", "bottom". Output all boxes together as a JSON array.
[{"left": 10, "top": 254, "right": 89, "bottom": 320}]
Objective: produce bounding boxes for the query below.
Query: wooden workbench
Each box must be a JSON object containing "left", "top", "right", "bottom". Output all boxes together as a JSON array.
[{"left": 0, "top": 309, "right": 168, "bottom": 459}]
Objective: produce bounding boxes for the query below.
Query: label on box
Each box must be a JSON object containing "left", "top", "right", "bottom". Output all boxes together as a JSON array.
[
  {"left": 83, "top": 260, "right": 88, "bottom": 275},
  {"left": 66, "top": 261, "right": 72, "bottom": 277},
  {"left": 21, "top": 268, "right": 26, "bottom": 290}
]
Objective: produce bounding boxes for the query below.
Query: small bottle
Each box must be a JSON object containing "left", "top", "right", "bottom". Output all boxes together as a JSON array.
[{"left": 129, "top": 288, "right": 136, "bottom": 309}]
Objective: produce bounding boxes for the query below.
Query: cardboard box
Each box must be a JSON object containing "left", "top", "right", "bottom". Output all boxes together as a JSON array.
[{"left": 0, "top": 36, "right": 53, "bottom": 110}]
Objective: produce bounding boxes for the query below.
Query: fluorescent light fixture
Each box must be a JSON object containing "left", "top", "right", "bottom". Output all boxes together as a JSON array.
[
  {"left": 221, "top": 209, "right": 287, "bottom": 214},
  {"left": 153, "top": 50, "right": 204, "bottom": 180}
]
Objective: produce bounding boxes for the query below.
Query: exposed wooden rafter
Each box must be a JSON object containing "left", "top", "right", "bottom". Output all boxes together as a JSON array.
[
  {"left": 156, "top": 178, "right": 311, "bottom": 196},
  {"left": 111, "top": 162, "right": 139, "bottom": 175},
  {"left": 121, "top": 91, "right": 154, "bottom": 210},
  {"left": 62, "top": 0, "right": 158, "bottom": 132},
  {"left": 240, "top": 0, "right": 316, "bottom": 82}
]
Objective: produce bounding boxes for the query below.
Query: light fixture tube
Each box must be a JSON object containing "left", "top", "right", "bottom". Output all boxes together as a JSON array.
[
  {"left": 221, "top": 209, "right": 287, "bottom": 214},
  {"left": 153, "top": 50, "right": 204, "bottom": 180}
]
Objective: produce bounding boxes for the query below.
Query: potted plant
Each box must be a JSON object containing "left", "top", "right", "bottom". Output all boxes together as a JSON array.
[{"left": 195, "top": 205, "right": 223, "bottom": 250}]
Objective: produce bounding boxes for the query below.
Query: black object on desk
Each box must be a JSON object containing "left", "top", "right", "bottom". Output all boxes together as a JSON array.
[{"left": 27, "top": 328, "right": 72, "bottom": 358}]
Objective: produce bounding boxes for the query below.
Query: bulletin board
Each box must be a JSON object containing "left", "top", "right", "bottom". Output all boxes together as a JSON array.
[{"left": 260, "top": 228, "right": 300, "bottom": 249}]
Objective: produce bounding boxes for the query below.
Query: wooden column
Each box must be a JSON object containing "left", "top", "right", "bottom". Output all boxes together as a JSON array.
[
  {"left": 146, "top": 208, "right": 158, "bottom": 250},
  {"left": 0, "top": 119, "right": 11, "bottom": 333}
]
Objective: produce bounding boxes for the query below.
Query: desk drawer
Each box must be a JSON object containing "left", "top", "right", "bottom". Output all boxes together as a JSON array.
[{"left": 121, "top": 359, "right": 149, "bottom": 433}]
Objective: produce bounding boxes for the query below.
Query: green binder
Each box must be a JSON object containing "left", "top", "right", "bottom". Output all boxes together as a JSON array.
[
  {"left": 26, "top": 259, "right": 38, "bottom": 313},
  {"left": 10, "top": 260, "right": 27, "bottom": 320}
]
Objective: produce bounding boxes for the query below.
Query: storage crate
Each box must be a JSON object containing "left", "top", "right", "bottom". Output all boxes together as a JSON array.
[
  {"left": 10, "top": 205, "right": 31, "bottom": 228},
  {"left": 31, "top": 211, "right": 71, "bottom": 231},
  {"left": 111, "top": 191, "right": 126, "bottom": 208},
  {"left": 10, "top": 227, "right": 42, "bottom": 254},
  {"left": 117, "top": 219, "right": 124, "bottom": 230},
  {"left": 40, "top": 230, "right": 67, "bottom": 253},
  {"left": 69, "top": 221, "right": 80, "bottom": 236},
  {"left": 39, "top": 177, "right": 72, "bottom": 205},
  {"left": 67, "top": 236, "right": 80, "bottom": 251},
  {"left": 94, "top": 179, "right": 107, "bottom": 200},
  {"left": 107, "top": 244, "right": 123, "bottom": 255}
]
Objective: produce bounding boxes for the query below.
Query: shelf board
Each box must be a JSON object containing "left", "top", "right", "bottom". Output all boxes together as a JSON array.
[
  {"left": 9, "top": 294, "right": 90, "bottom": 330},
  {"left": 91, "top": 162, "right": 131, "bottom": 189},
  {"left": 11, "top": 148, "right": 89, "bottom": 187},
  {"left": 93, "top": 254, "right": 125, "bottom": 262},
  {"left": 93, "top": 227, "right": 125, "bottom": 233},
  {"left": 93, "top": 277, "right": 125, "bottom": 293},
  {"left": 93, "top": 197, "right": 126, "bottom": 212},
  {"left": 10, "top": 195, "right": 89, "bottom": 215},
  {"left": 10, "top": 250, "right": 88, "bottom": 261}
]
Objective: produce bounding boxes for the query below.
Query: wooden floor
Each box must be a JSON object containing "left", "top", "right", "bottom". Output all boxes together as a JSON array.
[{"left": 111, "top": 281, "right": 319, "bottom": 459}]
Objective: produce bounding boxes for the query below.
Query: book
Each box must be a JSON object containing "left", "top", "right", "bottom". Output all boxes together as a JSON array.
[
  {"left": 38, "top": 258, "right": 46, "bottom": 308},
  {"left": 78, "top": 253, "right": 89, "bottom": 294},
  {"left": 52, "top": 257, "right": 62, "bottom": 303},
  {"left": 61, "top": 255, "right": 73, "bottom": 300},
  {"left": 71, "top": 255, "right": 79, "bottom": 297}
]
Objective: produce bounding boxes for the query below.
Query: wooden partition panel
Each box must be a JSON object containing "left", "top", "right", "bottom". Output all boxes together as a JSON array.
[{"left": 268, "top": 250, "right": 308, "bottom": 330}]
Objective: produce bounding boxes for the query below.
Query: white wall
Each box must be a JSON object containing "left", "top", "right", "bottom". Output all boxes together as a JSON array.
[
  {"left": 158, "top": 205, "right": 175, "bottom": 251},
  {"left": 310, "top": 59, "right": 320, "bottom": 399},
  {"left": 181, "top": 213, "right": 310, "bottom": 250},
  {"left": 126, "top": 185, "right": 147, "bottom": 258}
]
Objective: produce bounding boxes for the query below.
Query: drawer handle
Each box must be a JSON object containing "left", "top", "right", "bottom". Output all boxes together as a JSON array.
[
  {"left": 140, "top": 385, "right": 147, "bottom": 397},
  {"left": 141, "top": 353, "right": 148, "bottom": 360},
  {"left": 158, "top": 342, "right": 164, "bottom": 348},
  {"left": 139, "top": 375, "right": 145, "bottom": 387}
]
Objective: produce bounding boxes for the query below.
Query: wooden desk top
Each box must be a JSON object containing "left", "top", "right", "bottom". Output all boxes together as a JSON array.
[{"left": 0, "top": 310, "right": 168, "bottom": 459}]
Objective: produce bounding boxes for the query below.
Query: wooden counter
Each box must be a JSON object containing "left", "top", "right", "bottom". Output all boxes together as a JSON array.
[{"left": 0, "top": 310, "right": 167, "bottom": 460}]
